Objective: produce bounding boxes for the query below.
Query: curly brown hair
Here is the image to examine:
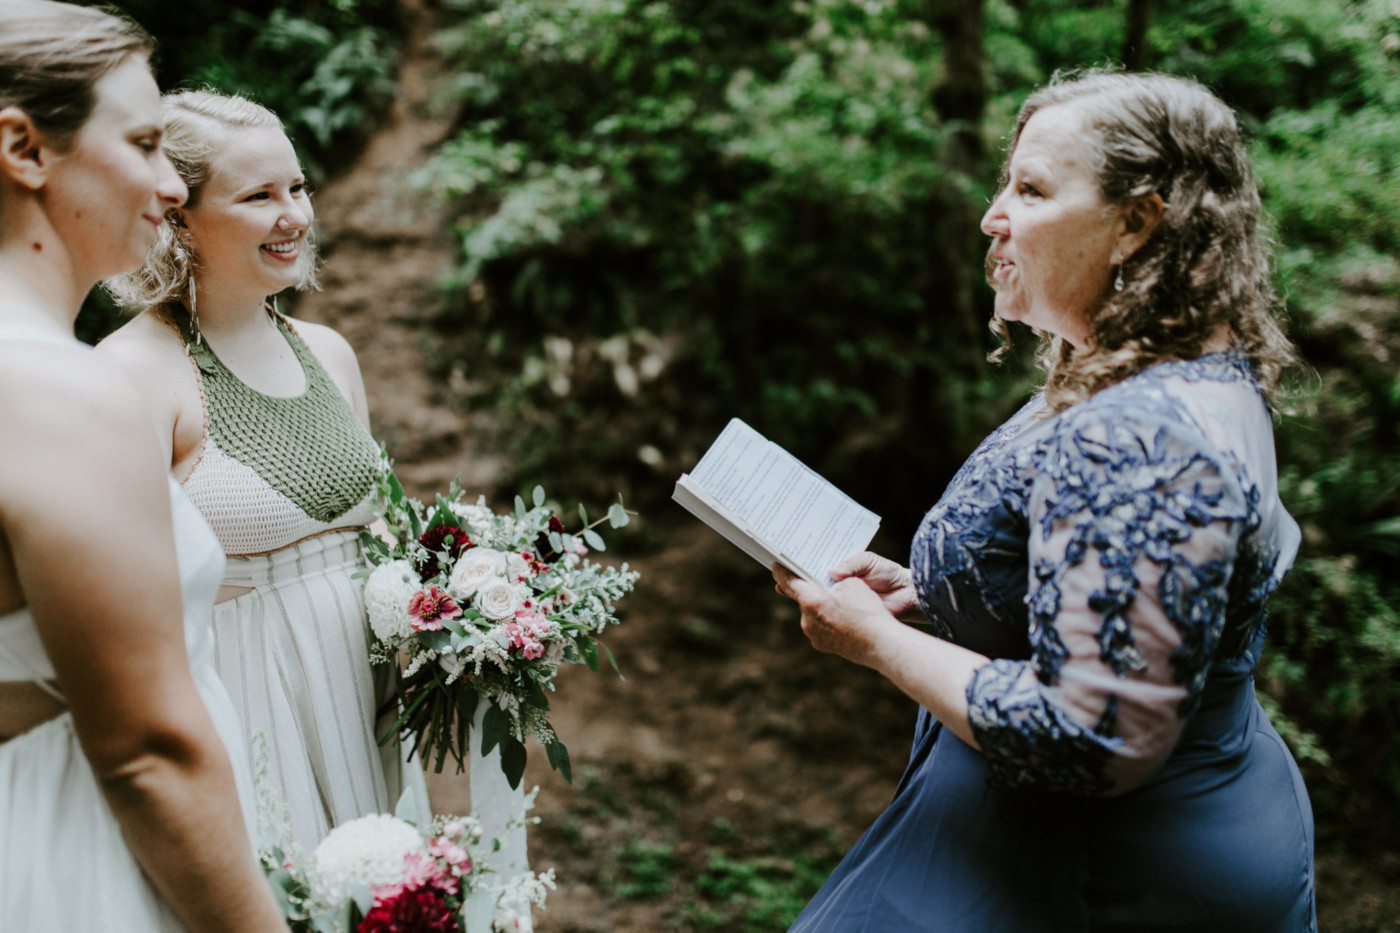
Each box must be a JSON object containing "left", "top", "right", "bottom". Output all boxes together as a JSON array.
[{"left": 988, "top": 70, "right": 1298, "bottom": 411}]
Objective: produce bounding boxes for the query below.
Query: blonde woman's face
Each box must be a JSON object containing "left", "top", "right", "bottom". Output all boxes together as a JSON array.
[
  {"left": 181, "top": 125, "right": 312, "bottom": 297},
  {"left": 980, "top": 103, "right": 1125, "bottom": 347},
  {"left": 43, "top": 55, "right": 187, "bottom": 280}
]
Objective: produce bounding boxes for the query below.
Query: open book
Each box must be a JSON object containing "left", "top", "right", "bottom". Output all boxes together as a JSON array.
[{"left": 673, "top": 419, "right": 881, "bottom": 587}]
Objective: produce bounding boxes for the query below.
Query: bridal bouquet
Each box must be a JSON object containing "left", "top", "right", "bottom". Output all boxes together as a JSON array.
[
  {"left": 261, "top": 798, "right": 554, "bottom": 933},
  {"left": 361, "top": 461, "right": 638, "bottom": 787}
]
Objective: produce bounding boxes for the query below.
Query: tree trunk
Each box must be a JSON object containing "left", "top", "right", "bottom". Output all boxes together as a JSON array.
[
  {"left": 1122, "top": 0, "right": 1154, "bottom": 71},
  {"left": 926, "top": 0, "right": 990, "bottom": 378}
]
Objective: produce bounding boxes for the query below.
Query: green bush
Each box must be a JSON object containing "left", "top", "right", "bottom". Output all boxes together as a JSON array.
[{"left": 419, "top": 0, "right": 998, "bottom": 525}]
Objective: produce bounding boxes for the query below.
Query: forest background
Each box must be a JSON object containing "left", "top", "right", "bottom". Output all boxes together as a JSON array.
[{"left": 97, "top": 0, "right": 1399, "bottom": 928}]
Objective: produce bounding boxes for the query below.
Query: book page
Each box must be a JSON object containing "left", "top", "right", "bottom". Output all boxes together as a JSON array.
[{"left": 686, "top": 419, "right": 880, "bottom": 585}]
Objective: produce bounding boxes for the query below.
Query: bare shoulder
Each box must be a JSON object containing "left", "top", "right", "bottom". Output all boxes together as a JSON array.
[
  {"left": 291, "top": 318, "right": 366, "bottom": 391},
  {"left": 292, "top": 318, "right": 359, "bottom": 368},
  {"left": 97, "top": 308, "right": 188, "bottom": 371},
  {"left": 0, "top": 343, "right": 156, "bottom": 471}
]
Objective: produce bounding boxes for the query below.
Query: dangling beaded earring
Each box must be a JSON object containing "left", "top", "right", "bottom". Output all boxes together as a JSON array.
[
  {"left": 1114, "top": 264, "right": 1125, "bottom": 292},
  {"left": 188, "top": 277, "right": 202, "bottom": 345}
]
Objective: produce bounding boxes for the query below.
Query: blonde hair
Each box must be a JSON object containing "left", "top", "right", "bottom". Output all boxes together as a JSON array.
[
  {"left": 988, "top": 70, "right": 1298, "bottom": 410},
  {"left": 0, "top": 0, "right": 153, "bottom": 149},
  {"left": 106, "top": 90, "right": 320, "bottom": 311}
]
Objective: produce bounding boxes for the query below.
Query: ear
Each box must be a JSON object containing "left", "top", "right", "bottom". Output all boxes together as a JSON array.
[
  {"left": 1114, "top": 191, "right": 1165, "bottom": 264},
  {"left": 0, "top": 106, "right": 52, "bottom": 191}
]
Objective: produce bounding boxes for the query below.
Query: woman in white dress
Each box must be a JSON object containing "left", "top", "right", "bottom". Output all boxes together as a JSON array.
[
  {"left": 102, "top": 91, "right": 427, "bottom": 849},
  {"left": 0, "top": 3, "right": 287, "bottom": 931}
]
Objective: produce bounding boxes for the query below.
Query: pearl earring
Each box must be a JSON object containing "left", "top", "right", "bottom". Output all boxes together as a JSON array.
[{"left": 1114, "top": 265, "right": 1125, "bottom": 292}]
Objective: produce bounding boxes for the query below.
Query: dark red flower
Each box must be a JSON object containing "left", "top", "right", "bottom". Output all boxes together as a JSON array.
[
  {"left": 534, "top": 515, "right": 568, "bottom": 564},
  {"left": 418, "top": 525, "right": 471, "bottom": 580},
  {"left": 357, "top": 887, "right": 459, "bottom": 933}
]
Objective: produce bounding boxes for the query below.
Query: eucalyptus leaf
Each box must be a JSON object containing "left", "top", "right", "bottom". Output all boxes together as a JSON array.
[
  {"left": 583, "top": 527, "right": 606, "bottom": 551},
  {"left": 514, "top": 494, "right": 526, "bottom": 519},
  {"left": 395, "top": 785, "right": 421, "bottom": 823},
  {"left": 608, "top": 503, "right": 630, "bottom": 527},
  {"left": 533, "top": 485, "right": 546, "bottom": 507}
]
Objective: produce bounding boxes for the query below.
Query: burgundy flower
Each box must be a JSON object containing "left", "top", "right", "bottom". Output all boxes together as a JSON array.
[
  {"left": 418, "top": 525, "right": 471, "bottom": 580},
  {"left": 408, "top": 585, "right": 463, "bottom": 632},
  {"left": 533, "top": 515, "right": 569, "bottom": 564},
  {"left": 357, "top": 887, "right": 459, "bottom": 933}
]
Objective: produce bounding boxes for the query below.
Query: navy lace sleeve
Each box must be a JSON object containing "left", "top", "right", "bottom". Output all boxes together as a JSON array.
[{"left": 965, "top": 404, "right": 1252, "bottom": 795}]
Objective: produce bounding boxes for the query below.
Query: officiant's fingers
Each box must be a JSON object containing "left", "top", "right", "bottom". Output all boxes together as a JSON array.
[{"left": 828, "top": 551, "right": 883, "bottom": 581}]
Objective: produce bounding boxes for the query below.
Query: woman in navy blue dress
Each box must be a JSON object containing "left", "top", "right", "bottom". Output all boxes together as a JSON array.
[{"left": 774, "top": 71, "right": 1315, "bottom": 932}]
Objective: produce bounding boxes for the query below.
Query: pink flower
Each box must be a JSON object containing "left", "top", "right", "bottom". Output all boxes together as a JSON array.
[
  {"left": 429, "top": 836, "right": 473, "bottom": 874},
  {"left": 408, "top": 585, "right": 463, "bottom": 632}
]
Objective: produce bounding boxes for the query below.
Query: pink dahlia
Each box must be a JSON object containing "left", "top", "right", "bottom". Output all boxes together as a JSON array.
[{"left": 408, "top": 585, "right": 463, "bottom": 632}]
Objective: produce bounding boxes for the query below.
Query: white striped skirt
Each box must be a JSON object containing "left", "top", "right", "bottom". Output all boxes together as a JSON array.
[{"left": 213, "top": 530, "right": 426, "bottom": 849}]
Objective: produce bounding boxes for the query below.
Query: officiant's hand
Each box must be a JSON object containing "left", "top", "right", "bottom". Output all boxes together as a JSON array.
[
  {"left": 773, "top": 564, "right": 901, "bottom": 671},
  {"left": 828, "top": 552, "right": 925, "bottom": 623}
]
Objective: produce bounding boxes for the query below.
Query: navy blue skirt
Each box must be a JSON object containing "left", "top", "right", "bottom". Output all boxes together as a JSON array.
[{"left": 789, "top": 678, "right": 1315, "bottom": 932}]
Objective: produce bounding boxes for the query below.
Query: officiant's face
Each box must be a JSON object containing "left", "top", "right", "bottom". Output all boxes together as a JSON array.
[
  {"left": 980, "top": 103, "right": 1122, "bottom": 346},
  {"left": 178, "top": 126, "right": 313, "bottom": 296}
]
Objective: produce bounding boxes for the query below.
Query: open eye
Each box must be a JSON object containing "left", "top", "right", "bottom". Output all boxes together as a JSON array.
[
  {"left": 244, "top": 191, "right": 271, "bottom": 201},
  {"left": 1018, "top": 182, "right": 1042, "bottom": 198}
]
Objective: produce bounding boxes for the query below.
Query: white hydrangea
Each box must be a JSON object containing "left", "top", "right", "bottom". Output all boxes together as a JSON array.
[
  {"left": 364, "top": 560, "right": 421, "bottom": 642},
  {"left": 308, "top": 814, "right": 425, "bottom": 906}
]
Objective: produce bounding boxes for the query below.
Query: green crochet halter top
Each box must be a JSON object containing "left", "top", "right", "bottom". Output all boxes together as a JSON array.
[{"left": 172, "top": 305, "right": 379, "bottom": 523}]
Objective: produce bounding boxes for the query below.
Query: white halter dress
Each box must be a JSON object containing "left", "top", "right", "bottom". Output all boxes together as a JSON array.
[{"left": 0, "top": 328, "right": 256, "bottom": 931}]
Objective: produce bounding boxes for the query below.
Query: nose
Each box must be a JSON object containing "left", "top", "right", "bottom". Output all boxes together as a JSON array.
[
  {"left": 155, "top": 152, "right": 188, "bottom": 209},
  {"left": 980, "top": 188, "right": 1008, "bottom": 238},
  {"left": 279, "top": 204, "right": 311, "bottom": 234}
]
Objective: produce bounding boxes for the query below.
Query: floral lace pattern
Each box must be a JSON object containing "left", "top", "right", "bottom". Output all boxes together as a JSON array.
[{"left": 911, "top": 351, "right": 1296, "bottom": 795}]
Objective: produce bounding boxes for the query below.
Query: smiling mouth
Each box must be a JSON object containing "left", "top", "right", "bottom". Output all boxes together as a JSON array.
[{"left": 262, "top": 240, "right": 299, "bottom": 257}]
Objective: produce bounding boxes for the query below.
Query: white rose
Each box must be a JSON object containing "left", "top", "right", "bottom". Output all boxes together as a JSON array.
[
  {"left": 448, "top": 547, "right": 508, "bottom": 599},
  {"left": 364, "top": 560, "right": 421, "bottom": 642},
  {"left": 474, "top": 578, "right": 525, "bottom": 621}
]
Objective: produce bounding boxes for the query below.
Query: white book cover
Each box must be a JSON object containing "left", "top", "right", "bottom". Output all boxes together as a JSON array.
[{"left": 673, "top": 418, "right": 881, "bottom": 586}]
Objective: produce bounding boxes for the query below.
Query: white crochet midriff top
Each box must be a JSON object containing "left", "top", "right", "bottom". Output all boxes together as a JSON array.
[{"left": 173, "top": 308, "right": 380, "bottom": 557}]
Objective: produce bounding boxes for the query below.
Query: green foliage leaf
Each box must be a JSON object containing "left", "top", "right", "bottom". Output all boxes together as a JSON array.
[
  {"left": 481, "top": 701, "right": 509, "bottom": 756},
  {"left": 546, "top": 738, "right": 573, "bottom": 783},
  {"left": 501, "top": 736, "right": 528, "bottom": 789},
  {"left": 583, "top": 527, "right": 607, "bottom": 551},
  {"left": 533, "top": 485, "right": 547, "bottom": 507}
]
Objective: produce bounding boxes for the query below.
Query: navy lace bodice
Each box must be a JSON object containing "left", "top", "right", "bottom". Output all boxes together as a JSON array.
[{"left": 911, "top": 351, "right": 1300, "bottom": 796}]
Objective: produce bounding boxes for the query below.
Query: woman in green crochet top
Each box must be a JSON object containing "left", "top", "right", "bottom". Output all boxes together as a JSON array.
[{"left": 101, "top": 90, "right": 427, "bottom": 849}]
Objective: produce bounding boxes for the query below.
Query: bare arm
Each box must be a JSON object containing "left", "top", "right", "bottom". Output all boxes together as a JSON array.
[{"left": 0, "top": 347, "right": 286, "bottom": 933}]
